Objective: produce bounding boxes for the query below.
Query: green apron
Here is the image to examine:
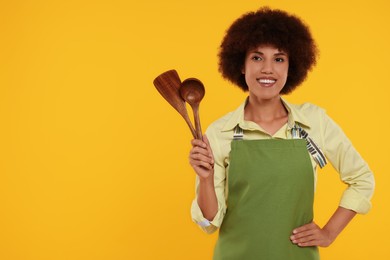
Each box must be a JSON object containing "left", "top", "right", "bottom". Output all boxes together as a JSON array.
[{"left": 213, "top": 130, "right": 319, "bottom": 259}]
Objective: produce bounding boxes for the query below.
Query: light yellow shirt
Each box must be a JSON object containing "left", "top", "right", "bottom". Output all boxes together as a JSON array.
[{"left": 191, "top": 98, "right": 375, "bottom": 234}]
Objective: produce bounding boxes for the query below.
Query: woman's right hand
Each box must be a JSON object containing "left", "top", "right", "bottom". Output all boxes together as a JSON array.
[{"left": 189, "top": 135, "right": 214, "bottom": 180}]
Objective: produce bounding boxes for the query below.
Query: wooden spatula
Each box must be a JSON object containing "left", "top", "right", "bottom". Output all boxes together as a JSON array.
[{"left": 153, "top": 70, "right": 196, "bottom": 138}]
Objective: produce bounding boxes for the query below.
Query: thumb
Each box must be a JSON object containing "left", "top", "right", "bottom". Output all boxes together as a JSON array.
[
  {"left": 202, "top": 135, "right": 213, "bottom": 157},
  {"left": 202, "top": 134, "right": 210, "bottom": 146}
]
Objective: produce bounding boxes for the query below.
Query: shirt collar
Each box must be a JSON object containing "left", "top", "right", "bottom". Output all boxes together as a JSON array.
[{"left": 221, "top": 97, "right": 311, "bottom": 132}]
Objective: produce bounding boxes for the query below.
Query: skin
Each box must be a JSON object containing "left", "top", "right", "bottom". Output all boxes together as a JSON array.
[
  {"left": 290, "top": 207, "right": 356, "bottom": 247},
  {"left": 189, "top": 44, "right": 356, "bottom": 247},
  {"left": 242, "top": 44, "right": 289, "bottom": 135},
  {"left": 190, "top": 136, "right": 217, "bottom": 220}
]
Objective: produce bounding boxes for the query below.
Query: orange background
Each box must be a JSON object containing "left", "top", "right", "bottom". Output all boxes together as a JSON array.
[{"left": 0, "top": 0, "right": 389, "bottom": 259}]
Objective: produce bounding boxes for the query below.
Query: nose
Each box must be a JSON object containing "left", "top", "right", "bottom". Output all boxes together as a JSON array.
[{"left": 261, "top": 60, "right": 273, "bottom": 74}]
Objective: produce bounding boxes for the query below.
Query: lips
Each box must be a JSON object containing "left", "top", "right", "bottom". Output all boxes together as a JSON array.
[
  {"left": 257, "top": 78, "right": 276, "bottom": 87},
  {"left": 259, "top": 79, "right": 276, "bottom": 84}
]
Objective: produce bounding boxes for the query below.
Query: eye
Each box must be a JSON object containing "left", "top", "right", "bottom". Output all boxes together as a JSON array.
[
  {"left": 275, "top": 57, "right": 285, "bottom": 62},
  {"left": 251, "top": 55, "right": 262, "bottom": 61}
]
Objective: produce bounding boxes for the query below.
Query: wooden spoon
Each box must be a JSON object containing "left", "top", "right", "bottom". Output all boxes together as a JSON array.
[
  {"left": 180, "top": 78, "right": 205, "bottom": 140},
  {"left": 153, "top": 70, "right": 197, "bottom": 138}
]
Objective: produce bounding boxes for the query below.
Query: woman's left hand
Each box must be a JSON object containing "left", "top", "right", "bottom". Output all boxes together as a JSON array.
[{"left": 290, "top": 221, "right": 333, "bottom": 247}]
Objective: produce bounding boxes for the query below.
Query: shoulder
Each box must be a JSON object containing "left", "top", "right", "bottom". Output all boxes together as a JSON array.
[
  {"left": 205, "top": 111, "right": 237, "bottom": 153},
  {"left": 288, "top": 101, "right": 328, "bottom": 127},
  {"left": 206, "top": 101, "right": 245, "bottom": 135},
  {"left": 291, "top": 102, "right": 326, "bottom": 116},
  {"left": 207, "top": 111, "right": 235, "bottom": 133},
  {"left": 205, "top": 106, "right": 241, "bottom": 159}
]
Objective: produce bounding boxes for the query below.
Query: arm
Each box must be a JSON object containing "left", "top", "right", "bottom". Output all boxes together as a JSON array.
[
  {"left": 320, "top": 109, "right": 375, "bottom": 214},
  {"left": 291, "top": 108, "right": 374, "bottom": 247},
  {"left": 190, "top": 132, "right": 228, "bottom": 234},
  {"left": 189, "top": 135, "right": 218, "bottom": 221},
  {"left": 290, "top": 207, "right": 356, "bottom": 247}
]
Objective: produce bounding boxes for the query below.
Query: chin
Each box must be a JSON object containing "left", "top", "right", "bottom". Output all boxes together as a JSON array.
[{"left": 251, "top": 92, "right": 281, "bottom": 101}]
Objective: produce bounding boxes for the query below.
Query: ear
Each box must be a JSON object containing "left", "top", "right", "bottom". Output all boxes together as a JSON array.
[{"left": 241, "top": 66, "right": 245, "bottom": 74}]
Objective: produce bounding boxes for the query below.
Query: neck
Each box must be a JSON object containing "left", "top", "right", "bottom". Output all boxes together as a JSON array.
[{"left": 244, "top": 95, "right": 287, "bottom": 122}]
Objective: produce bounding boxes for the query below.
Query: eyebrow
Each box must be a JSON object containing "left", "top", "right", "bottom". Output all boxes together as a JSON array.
[{"left": 252, "top": 51, "right": 288, "bottom": 56}]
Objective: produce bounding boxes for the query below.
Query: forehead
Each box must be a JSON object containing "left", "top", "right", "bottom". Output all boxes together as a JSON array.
[{"left": 248, "top": 44, "right": 288, "bottom": 55}]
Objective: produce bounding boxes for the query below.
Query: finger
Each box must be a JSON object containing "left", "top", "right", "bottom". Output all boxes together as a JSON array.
[
  {"left": 291, "top": 223, "right": 320, "bottom": 242},
  {"left": 202, "top": 135, "right": 214, "bottom": 159},
  {"left": 191, "top": 139, "right": 207, "bottom": 148},
  {"left": 291, "top": 228, "right": 318, "bottom": 239},
  {"left": 190, "top": 146, "right": 213, "bottom": 163},
  {"left": 190, "top": 158, "right": 214, "bottom": 170},
  {"left": 190, "top": 146, "right": 213, "bottom": 158},
  {"left": 292, "top": 233, "right": 316, "bottom": 243},
  {"left": 202, "top": 135, "right": 210, "bottom": 146},
  {"left": 292, "top": 222, "right": 317, "bottom": 234},
  {"left": 297, "top": 240, "right": 317, "bottom": 247},
  {"left": 189, "top": 153, "right": 214, "bottom": 164},
  {"left": 202, "top": 135, "right": 212, "bottom": 150}
]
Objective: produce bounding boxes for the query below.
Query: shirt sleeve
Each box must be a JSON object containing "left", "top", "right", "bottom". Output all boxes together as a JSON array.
[
  {"left": 320, "top": 110, "right": 375, "bottom": 214},
  {"left": 190, "top": 127, "right": 227, "bottom": 234}
]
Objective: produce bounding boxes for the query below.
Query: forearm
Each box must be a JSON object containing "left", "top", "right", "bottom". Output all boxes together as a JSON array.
[
  {"left": 322, "top": 206, "right": 356, "bottom": 242},
  {"left": 197, "top": 176, "right": 218, "bottom": 221}
]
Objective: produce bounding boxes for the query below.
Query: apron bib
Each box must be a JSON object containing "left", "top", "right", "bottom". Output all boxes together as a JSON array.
[{"left": 213, "top": 133, "right": 319, "bottom": 260}]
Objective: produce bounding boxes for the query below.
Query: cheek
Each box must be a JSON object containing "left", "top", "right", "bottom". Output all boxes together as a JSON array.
[
  {"left": 244, "top": 72, "right": 250, "bottom": 84},
  {"left": 285, "top": 63, "right": 289, "bottom": 76},
  {"left": 243, "top": 71, "right": 256, "bottom": 88},
  {"left": 280, "top": 65, "right": 289, "bottom": 78},
  {"left": 277, "top": 65, "right": 289, "bottom": 87}
]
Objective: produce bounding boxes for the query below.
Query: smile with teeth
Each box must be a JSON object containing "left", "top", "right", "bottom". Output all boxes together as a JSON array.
[{"left": 258, "top": 78, "right": 276, "bottom": 84}]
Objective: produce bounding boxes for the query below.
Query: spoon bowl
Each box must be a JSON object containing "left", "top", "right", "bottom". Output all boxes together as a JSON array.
[
  {"left": 180, "top": 78, "right": 205, "bottom": 140},
  {"left": 153, "top": 70, "right": 197, "bottom": 138}
]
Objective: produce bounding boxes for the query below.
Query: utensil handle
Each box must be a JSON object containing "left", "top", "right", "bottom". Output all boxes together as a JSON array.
[
  {"left": 193, "top": 106, "right": 202, "bottom": 140},
  {"left": 181, "top": 114, "right": 197, "bottom": 139}
]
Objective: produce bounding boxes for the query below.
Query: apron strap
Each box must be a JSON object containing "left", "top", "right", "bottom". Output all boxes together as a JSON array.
[
  {"left": 233, "top": 124, "right": 328, "bottom": 168},
  {"left": 233, "top": 125, "right": 244, "bottom": 140},
  {"left": 292, "top": 124, "right": 327, "bottom": 168}
]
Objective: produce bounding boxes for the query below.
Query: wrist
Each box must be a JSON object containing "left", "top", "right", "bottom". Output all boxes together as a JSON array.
[
  {"left": 198, "top": 174, "right": 214, "bottom": 184},
  {"left": 322, "top": 225, "right": 338, "bottom": 244},
  {"left": 322, "top": 207, "right": 357, "bottom": 244}
]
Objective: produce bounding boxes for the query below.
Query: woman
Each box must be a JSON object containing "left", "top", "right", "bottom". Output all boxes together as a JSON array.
[{"left": 189, "top": 7, "right": 375, "bottom": 259}]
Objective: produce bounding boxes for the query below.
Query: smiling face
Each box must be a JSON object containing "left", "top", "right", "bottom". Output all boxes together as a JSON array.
[{"left": 242, "top": 45, "right": 289, "bottom": 102}]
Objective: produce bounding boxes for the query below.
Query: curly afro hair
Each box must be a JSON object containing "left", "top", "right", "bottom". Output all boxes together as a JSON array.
[{"left": 218, "top": 7, "right": 318, "bottom": 94}]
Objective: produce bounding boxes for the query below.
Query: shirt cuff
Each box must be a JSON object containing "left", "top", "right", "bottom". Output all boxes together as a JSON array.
[
  {"left": 190, "top": 199, "right": 224, "bottom": 234},
  {"left": 197, "top": 219, "right": 212, "bottom": 227},
  {"left": 339, "top": 188, "right": 372, "bottom": 214}
]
